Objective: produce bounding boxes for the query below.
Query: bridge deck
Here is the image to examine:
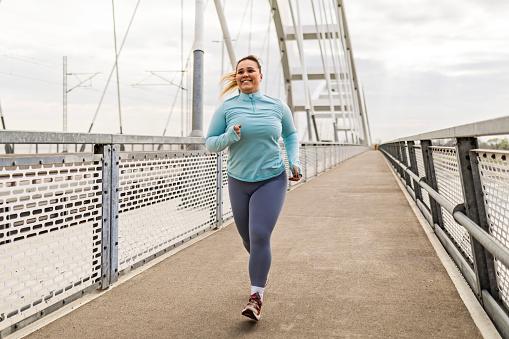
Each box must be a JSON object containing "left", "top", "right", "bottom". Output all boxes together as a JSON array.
[{"left": 21, "top": 151, "right": 488, "bottom": 338}]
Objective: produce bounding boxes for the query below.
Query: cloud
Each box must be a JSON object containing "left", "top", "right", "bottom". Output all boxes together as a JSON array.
[
  {"left": 344, "top": 0, "right": 509, "bottom": 142},
  {"left": 1, "top": 0, "right": 508, "bottom": 145}
]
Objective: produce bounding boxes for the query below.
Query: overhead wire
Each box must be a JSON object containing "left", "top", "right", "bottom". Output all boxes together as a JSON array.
[
  {"left": 0, "top": 70, "right": 61, "bottom": 85},
  {"left": 0, "top": 68, "right": 177, "bottom": 107},
  {"left": 0, "top": 54, "right": 62, "bottom": 70},
  {"left": 1, "top": 52, "right": 167, "bottom": 92}
]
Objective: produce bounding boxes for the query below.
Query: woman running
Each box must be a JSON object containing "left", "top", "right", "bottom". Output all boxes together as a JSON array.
[{"left": 205, "top": 55, "right": 301, "bottom": 321}]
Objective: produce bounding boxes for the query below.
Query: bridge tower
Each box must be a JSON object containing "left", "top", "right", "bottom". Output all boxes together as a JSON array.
[
  {"left": 213, "top": 0, "right": 370, "bottom": 145},
  {"left": 270, "top": 0, "right": 370, "bottom": 145}
]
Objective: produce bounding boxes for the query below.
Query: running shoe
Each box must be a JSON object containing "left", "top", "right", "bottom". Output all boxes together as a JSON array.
[{"left": 241, "top": 292, "right": 262, "bottom": 321}]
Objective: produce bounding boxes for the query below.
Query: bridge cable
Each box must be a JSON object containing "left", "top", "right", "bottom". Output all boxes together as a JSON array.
[
  {"left": 337, "top": 3, "right": 367, "bottom": 144},
  {"left": 288, "top": 0, "right": 320, "bottom": 141},
  {"left": 111, "top": 0, "right": 123, "bottom": 134},
  {"left": 233, "top": 0, "right": 252, "bottom": 48},
  {"left": 311, "top": 0, "right": 339, "bottom": 142},
  {"left": 321, "top": 0, "right": 350, "bottom": 139},
  {"left": 330, "top": 1, "right": 360, "bottom": 142},
  {"left": 318, "top": 0, "right": 350, "bottom": 142},
  {"left": 83, "top": 0, "right": 141, "bottom": 137},
  {"left": 259, "top": 3, "right": 275, "bottom": 93},
  {"left": 248, "top": 0, "right": 253, "bottom": 54}
]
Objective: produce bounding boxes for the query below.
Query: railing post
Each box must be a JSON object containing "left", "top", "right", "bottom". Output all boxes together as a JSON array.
[
  {"left": 470, "top": 150, "right": 500, "bottom": 302},
  {"left": 395, "top": 142, "right": 403, "bottom": 179},
  {"left": 323, "top": 146, "right": 332, "bottom": 169},
  {"left": 96, "top": 143, "right": 119, "bottom": 290},
  {"left": 391, "top": 143, "right": 397, "bottom": 175},
  {"left": 315, "top": 145, "right": 318, "bottom": 177},
  {"left": 215, "top": 151, "right": 223, "bottom": 229},
  {"left": 407, "top": 141, "right": 422, "bottom": 202},
  {"left": 303, "top": 144, "right": 308, "bottom": 181},
  {"left": 97, "top": 144, "right": 111, "bottom": 289},
  {"left": 110, "top": 144, "right": 120, "bottom": 284},
  {"left": 400, "top": 141, "right": 412, "bottom": 188},
  {"left": 456, "top": 137, "right": 499, "bottom": 302},
  {"left": 334, "top": 144, "right": 337, "bottom": 166},
  {"left": 421, "top": 140, "right": 443, "bottom": 229}
]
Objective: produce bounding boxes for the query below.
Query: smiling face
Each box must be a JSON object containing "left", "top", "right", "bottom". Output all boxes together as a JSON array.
[{"left": 236, "top": 59, "right": 263, "bottom": 94}]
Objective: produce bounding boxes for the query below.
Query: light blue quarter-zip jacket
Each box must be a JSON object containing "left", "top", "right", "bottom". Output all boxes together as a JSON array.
[{"left": 205, "top": 90, "right": 301, "bottom": 182}]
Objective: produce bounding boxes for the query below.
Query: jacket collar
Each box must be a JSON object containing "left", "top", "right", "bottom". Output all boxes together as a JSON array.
[{"left": 239, "top": 90, "right": 263, "bottom": 102}]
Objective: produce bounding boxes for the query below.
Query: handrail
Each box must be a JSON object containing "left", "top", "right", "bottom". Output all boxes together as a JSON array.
[
  {"left": 0, "top": 130, "right": 367, "bottom": 146},
  {"left": 0, "top": 130, "right": 205, "bottom": 145},
  {"left": 385, "top": 115, "right": 509, "bottom": 142}
]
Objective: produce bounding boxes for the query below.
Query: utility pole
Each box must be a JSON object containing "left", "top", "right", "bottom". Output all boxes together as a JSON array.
[
  {"left": 0, "top": 99, "right": 13, "bottom": 154},
  {"left": 63, "top": 56, "right": 67, "bottom": 133},
  {"left": 63, "top": 56, "right": 68, "bottom": 152},
  {"left": 181, "top": 0, "right": 184, "bottom": 137}
]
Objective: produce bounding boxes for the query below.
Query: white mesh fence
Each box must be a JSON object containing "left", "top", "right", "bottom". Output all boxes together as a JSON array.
[
  {"left": 304, "top": 146, "right": 317, "bottom": 179},
  {"left": 117, "top": 152, "right": 217, "bottom": 274},
  {"left": 221, "top": 152, "right": 233, "bottom": 223},
  {"left": 0, "top": 156, "right": 103, "bottom": 332},
  {"left": 475, "top": 150, "right": 509, "bottom": 309},
  {"left": 431, "top": 147, "right": 473, "bottom": 263},
  {"left": 283, "top": 144, "right": 368, "bottom": 185}
]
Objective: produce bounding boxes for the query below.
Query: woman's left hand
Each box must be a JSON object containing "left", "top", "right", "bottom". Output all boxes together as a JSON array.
[{"left": 289, "top": 165, "right": 302, "bottom": 181}]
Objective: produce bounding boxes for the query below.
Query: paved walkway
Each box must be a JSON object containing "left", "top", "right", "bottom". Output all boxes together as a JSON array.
[{"left": 23, "top": 151, "right": 487, "bottom": 338}]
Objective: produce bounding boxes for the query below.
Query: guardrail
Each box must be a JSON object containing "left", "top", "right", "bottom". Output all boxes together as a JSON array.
[
  {"left": 379, "top": 116, "right": 509, "bottom": 339},
  {"left": 0, "top": 130, "right": 369, "bottom": 338}
]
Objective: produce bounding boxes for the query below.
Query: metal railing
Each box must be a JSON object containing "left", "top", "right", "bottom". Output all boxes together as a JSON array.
[
  {"left": 0, "top": 130, "right": 369, "bottom": 338},
  {"left": 379, "top": 115, "right": 509, "bottom": 339}
]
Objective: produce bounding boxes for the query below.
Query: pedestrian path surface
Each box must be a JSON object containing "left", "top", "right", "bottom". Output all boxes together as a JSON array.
[{"left": 24, "top": 151, "right": 484, "bottom": 338}]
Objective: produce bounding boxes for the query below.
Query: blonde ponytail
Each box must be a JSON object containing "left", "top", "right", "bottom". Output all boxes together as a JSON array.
[{"left": 219, "top": 71, "right": 238, "bottom": 98}]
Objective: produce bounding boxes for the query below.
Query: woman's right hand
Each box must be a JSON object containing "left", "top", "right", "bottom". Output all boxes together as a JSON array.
[{"left": 234, "top": 125, "right": 242, "bottom": 139}]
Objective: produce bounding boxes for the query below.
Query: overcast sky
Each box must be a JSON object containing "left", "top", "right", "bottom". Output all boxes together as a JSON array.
[{"left": 0, "top": 0, "right": 508, "bottom": 143}]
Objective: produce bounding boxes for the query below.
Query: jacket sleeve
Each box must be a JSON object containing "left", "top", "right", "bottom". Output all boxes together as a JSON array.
[
  {"left": 280, "top": 102, "right": 302, "bottom": 175},
  {"left": 205, "top": 103, "right": 240, "bottom": 153}
]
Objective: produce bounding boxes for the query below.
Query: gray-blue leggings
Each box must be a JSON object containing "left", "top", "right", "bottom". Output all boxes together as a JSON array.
[{"left": 228, "top": 171, "right": 287, "bottom": 287}]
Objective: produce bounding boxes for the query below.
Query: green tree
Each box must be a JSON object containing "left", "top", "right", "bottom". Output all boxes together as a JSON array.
[
  {"left": 487, "top": 138, "right": 502, "bottom": 149},
  {"left": 500, "top": 138, "right": 509, "bottom": 150}
]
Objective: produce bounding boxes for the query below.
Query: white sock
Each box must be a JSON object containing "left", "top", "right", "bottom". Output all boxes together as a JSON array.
[{"left": 251, "top": 286, "right": 264, "bottom": 301}]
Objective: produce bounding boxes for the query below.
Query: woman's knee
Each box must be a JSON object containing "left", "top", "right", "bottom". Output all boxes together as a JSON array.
[{"left": 249, "top": 230, "right": 271, "bottom": 249}]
